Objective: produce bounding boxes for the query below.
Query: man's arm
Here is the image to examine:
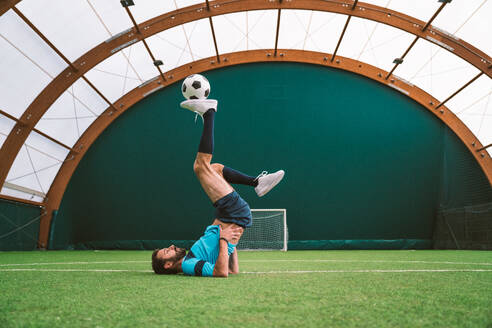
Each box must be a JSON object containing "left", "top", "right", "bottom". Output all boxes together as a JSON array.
[
  {"left": 213, "top": 225, "right": 241, "bottom": 278},
  {"left": 213, "top": 239, "right": 229, "bottom": 277},
  {"left": 228, "top": 248, "right": 239, "bottom": 274}
]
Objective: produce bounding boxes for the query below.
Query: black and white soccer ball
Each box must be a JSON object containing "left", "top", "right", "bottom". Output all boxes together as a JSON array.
[{"left": 181, "top": 74, "right": 211, "bottom": 100}]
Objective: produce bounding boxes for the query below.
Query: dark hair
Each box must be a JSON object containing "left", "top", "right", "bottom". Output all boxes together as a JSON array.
[{"left": 151, "top": 249, "right": 179, "bottom": 275}]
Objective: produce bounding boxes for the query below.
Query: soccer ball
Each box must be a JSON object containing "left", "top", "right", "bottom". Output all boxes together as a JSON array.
[{"left": 181, "top": 74, "right": 210, "bottom": 100}]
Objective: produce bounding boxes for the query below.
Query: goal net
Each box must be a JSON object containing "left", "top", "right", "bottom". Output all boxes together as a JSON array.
[{"left": 237, "top": 209, "right": 288, "bottom": 251}]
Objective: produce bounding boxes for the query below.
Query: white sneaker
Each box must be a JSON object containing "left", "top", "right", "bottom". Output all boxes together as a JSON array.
[
  {"left": 255, "top": 170, "right": 285, "bottom": 197},
  {"left": 180, "top": 99, "right": 218, "bottom": 117}
]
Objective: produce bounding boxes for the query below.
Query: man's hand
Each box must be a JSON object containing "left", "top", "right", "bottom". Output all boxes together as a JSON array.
[
  {"left": 220, "top": 225, "right": 242, "bottom": 244},
  {"left": 213, "top": 225, "right": 241, "bottom": 278}
]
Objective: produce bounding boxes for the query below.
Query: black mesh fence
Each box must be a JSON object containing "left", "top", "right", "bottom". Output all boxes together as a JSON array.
[
  {"left": 433, "top": 202, "right": 492, "bottom": 250},
  {"left": 433, "top": 128, "right": 492, "bottom": 250},
  {"left": 0, "top": 198, "right": 44, "bottom": 251}
]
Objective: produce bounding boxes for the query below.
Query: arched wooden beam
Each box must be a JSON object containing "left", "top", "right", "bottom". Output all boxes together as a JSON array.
[
  {"left": 0, "top": 0, "right": 21, "bottom": 16},
  {"left": 1, "top": 0, "right": 491, "bottom": 204},
  {"left": 38, "top": 49, "right": 492, "bottom": 248}
]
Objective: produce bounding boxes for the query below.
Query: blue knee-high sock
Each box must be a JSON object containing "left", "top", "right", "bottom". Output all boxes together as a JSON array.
[
  {"left": 223, "top": 166, "right": 259, "bottom": 187},
  {"left": 198, "top": 109, "right": 215, "bottom": 154}
]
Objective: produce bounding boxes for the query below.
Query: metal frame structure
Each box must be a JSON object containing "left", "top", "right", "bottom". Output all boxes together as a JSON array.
[{"left": 0, "top": 1, "right": 490, "bottom": 247}]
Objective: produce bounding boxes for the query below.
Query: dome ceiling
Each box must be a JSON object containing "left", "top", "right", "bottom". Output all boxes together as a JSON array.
[{"left": 0, "top": 0, "right": 490, "bottom": 202}]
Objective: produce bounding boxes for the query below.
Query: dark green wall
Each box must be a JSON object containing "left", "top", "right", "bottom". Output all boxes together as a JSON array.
[
  {"left": 0, "top": 198, "right": 42, "bottom": 251},
  {"left": 50, "top": 62, "right": 492, "bottom": 250}
]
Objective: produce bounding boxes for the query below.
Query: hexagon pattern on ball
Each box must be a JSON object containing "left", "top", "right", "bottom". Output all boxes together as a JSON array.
[{"left": 181, "top": 74, "right": 211, "bottom": 100}]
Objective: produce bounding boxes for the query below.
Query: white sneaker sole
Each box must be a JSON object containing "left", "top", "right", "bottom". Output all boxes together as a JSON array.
[
  {"left": 180, "top": 99, "right": 217, "bottom": 116},
  {"left": 257, "top": 170, "right": 285, "bottom": 197}
]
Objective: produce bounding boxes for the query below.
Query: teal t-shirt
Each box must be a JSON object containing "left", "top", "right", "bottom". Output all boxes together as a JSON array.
[{"left": 182, "top": 225, "right": 237, "bottom": 277}]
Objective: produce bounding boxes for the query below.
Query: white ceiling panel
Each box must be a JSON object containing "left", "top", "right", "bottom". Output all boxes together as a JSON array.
[
  {"left": 120, "top": 41, "right": 158, "bottom": 82},
  {"left": 0, "top": 115, "right": 15, "bottom": 148},
  {"left": 146, "top": 25, "right": 194, "bottom": 70},
  {"left": 277, "top": 10, "right": 313, "bottom": 50},
  {"left": 76, "top": 116, "right": 99, "bottom": 137},
  {"left": 130, "top": 0, "right": 175, "bottom": 24},
  {"left": 392, "top": 38, "right": 480, "bottom": 102},
  {"left": 16, "top": 0, "right": 110, "bottom": 62},
  {"left": 0, "top": 9, "right": 67, "bottom": 77},
  {"left": 213, "top": 12, "right": 249, "bottom": 54},
  {"left": 85, "top": 0, "right": 133, "bottom": 37},
  {"left": 35, "top": 119, "right": 79, "bottom": 149},
  {"left": 384, "top": 0, "right": 441, "bottom": 23},
  {"left": 25, "top": 131, "right": 70, "bottom": 163},
  {"left": 337, "top": 17, "right": 379, "bottom": 62},
  {"left": 175, "top": 0, "right": 204, "bottom": 9},
  {"left": 446, "top": 75, "right": 491, "bottom": 115},
  {"left": 36, "top": 162, "right": 63, "bottom": 194},
  {"left": 301, "top": 11, "right": 347, "bottom": 55},
  {"left": 446, "top": 74, "right": 492, "bottom": 152},
  {"left": 4, "top": 173, "right": 43, "bottom": 194},
  {"left": 183, "top": 18, "right": 216, "bottom": 61},
  {"left": 70, "top": 77, "right": 109, "bottom": 116},
  {"left": 0, "top": 30, "right": 52, "bottom": 118},
  {"left": 450, "top": 1, "right": 491, "bottom": 57},
  {"left": 246, "top": 10, "right": 278, "bottom": 50},
  {"left": 213, "top": 10, "right": 280, "bottom": 53},
  {"left": 35, "top": 83, "right": 101, "bottom": 147},
  {"left": 85, "top": 51, "right": 143, "bottom": 103},
  {"left": 363, "top": 0, "right": 390, "bottom": 7},
  {"left": 459, "top": 111, "right": 492, "bottom": 157},
  {"left": 338, "top": 18, "right": 416, "bottom": 72},
  {"left": 432, "top": 0, "right": 491, "bottom": 56},
  {"left": 355, "top": 22, "right": 416, "bottom": 72},
  {"left": 6, "top": 145, "right": 46, "bottom": 194},
  {"left": 21, "top": 132, "right": 67, "bottom": 193}
]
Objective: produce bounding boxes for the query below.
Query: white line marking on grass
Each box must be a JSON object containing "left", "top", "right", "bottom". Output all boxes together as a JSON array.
[
  {"left": 1, "top": 269, "right": 491, "bottom": 273},
  {"left": 1, "top": 260, "right": 492, "bottom": 267},
  {"left": 0, "top": 261, "right": 147, "bottom": 267},
  {"left": 241, "top": 260, "right": 492, "bottom": 266},
  {"left": 0, "top": 268, "right": 152, "bottom": 272},
  {"left": 243, "top": 269, "right": 492, "bottom": 274}
]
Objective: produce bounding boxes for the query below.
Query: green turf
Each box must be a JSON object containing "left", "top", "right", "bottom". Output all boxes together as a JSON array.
[{"left": 0, "top": 250, "right": 491, "bottom": 327}]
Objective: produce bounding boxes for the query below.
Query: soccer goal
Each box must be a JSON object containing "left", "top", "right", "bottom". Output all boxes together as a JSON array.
[{"left": 237, "top": 209, "right": 288, "bottom": 251}]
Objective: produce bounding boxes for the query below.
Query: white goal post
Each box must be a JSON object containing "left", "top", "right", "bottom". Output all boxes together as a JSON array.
[{"left": 237, "top": 209, "right": 288, "bottom": 251}]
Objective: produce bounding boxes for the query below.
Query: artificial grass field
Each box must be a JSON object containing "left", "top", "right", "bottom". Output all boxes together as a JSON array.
[{"left": 0, "top": 250, "right": 491, "bottom": 327}]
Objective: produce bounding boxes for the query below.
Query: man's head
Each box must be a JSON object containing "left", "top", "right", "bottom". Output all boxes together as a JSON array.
[{"left": 151, "top": 245, "right": 187, "bottom": 274}]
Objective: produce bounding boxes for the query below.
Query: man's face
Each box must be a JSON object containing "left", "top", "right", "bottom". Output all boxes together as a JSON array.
[{"left": 156, "top": 245, "right": 186, "bottom": 262}]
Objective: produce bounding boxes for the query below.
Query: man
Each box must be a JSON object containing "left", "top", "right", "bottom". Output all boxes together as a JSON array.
[{"left": 151, "top": 98, "right": 285, "bottom": 277}]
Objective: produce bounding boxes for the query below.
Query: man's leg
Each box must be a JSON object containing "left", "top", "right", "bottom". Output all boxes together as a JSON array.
[
  {"left": 210, "top": 163, "right": 256, "bottom": 186},
  {"left": 223, "top": 166, "right": 259, "bottom": 187},
  {"left": 193, "top": 109, "right": 233, "bottom": 203},
  {"left": 211, "top": 162, "right": 285, "bottom": 197},
  {"left": 182, "top": 99, "right": 285, "bottom": 198}
]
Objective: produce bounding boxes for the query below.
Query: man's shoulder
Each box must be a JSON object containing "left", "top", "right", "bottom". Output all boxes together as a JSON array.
[
  {"left": 204, "top": 224, "right": 220, "bottom": 234},
  {"left": 182, "top": 251, "right": 214, "bottom": 277},
  {"left": 182, "top": 253, "right": 198, "bottom": 273}
]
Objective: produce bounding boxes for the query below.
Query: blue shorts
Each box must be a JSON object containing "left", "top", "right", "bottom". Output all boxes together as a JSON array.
[{"left": 213, "top": 191, "right": 252, "bottom": 228}]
